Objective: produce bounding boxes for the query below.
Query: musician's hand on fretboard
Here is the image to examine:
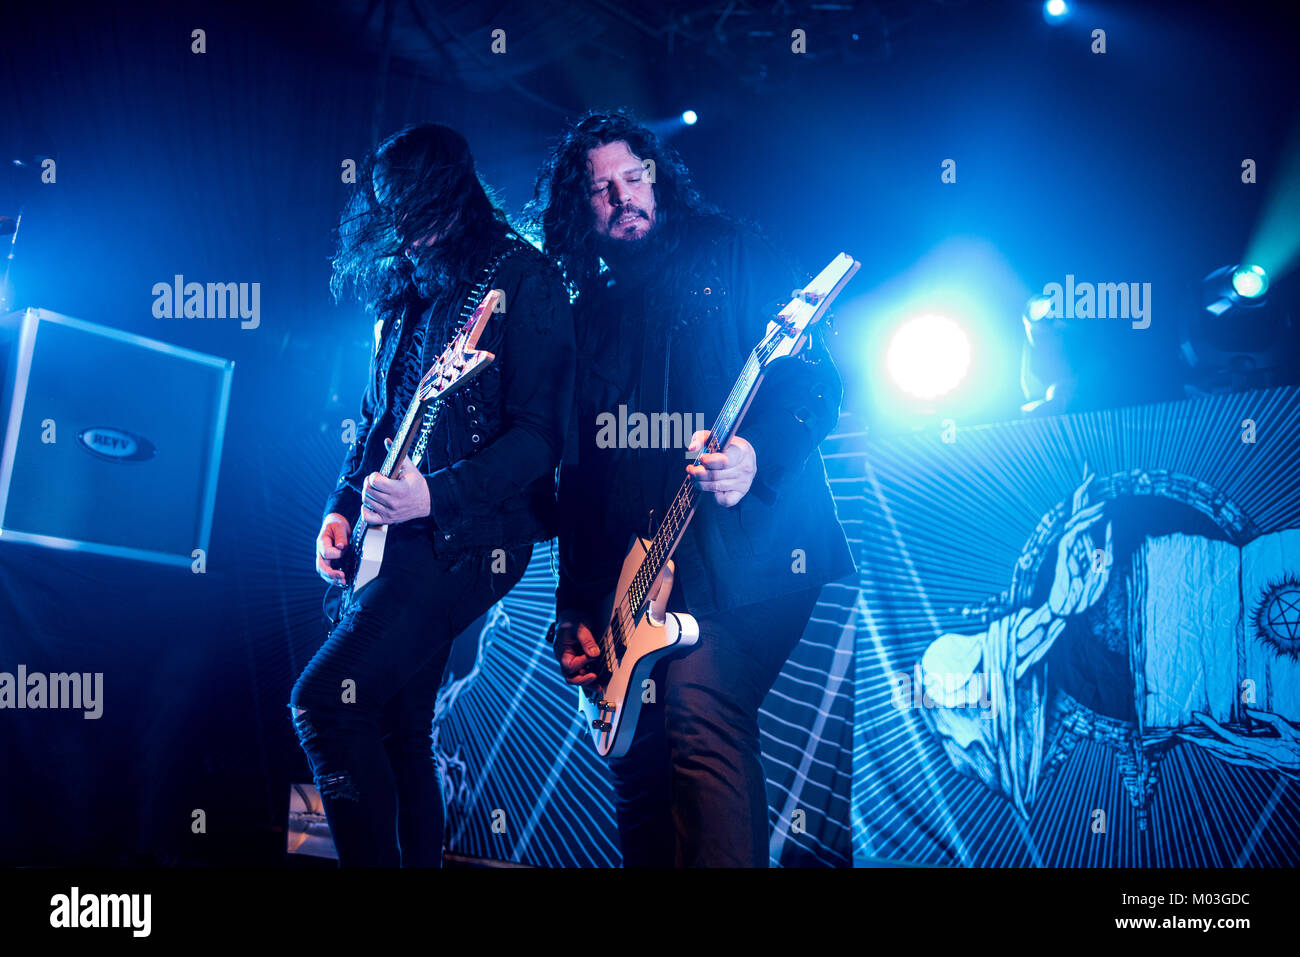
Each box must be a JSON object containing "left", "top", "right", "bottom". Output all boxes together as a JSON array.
[
  {"left": 361, "top": 439, "right": 432, "bottom": 525},
  {"left": 686, "top": 432, "right": 757, "bottom": 507}
]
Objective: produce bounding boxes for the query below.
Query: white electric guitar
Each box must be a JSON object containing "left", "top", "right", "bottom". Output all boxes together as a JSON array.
[
  {"left": 578, "top": 252, "right": 860, "bottom": 757},
  {"left": 328, "top": 289, "right": 502, "bottom": 619}
]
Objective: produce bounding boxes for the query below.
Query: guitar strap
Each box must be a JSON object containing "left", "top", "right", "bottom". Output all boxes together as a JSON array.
[{"left": 409, "top": 238, "right": 527, "bottom": 468}]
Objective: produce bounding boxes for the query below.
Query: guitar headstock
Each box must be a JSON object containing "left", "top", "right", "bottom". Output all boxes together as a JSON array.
[
  {"left": 760, "top": 253, "right": 860, "bottom": 367},
  {"left": 416, "top": 288, "right": 503, "bottom": 403}
]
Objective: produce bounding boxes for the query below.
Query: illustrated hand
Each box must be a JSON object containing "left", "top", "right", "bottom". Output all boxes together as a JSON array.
[
  {"left": 360, "top": 439, "right": 431, "bottom": 526},
  {"left": 1048, "top": 472, "right": 1113, "bottom": 618},
  {"left": 686, "top": 431, "right": 756, "bottom": 507},
  {"left": 1177, "top": 708, "right": 1300, "bottom": 775}
]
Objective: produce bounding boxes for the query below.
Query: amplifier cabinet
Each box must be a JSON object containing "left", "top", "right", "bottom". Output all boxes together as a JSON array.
[{"left": 0, "top": 308, "right": 234, "bottom": 567}]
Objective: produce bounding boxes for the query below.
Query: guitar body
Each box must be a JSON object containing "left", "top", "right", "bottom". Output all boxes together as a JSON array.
[
  {"left": 351, "top": 523, "right": 389, "bottom": 596},
  {"left": 578, "top": 536, "right": 700, "bottom": 758},
  {"left": 327, "top": 516, "right": 389, "bottom": 622},
  {"left": 327, "top": 523, "right": 388, "bottom": 621}
]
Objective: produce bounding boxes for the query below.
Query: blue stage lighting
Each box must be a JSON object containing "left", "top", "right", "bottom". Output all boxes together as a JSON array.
[
  {"left": 1203, "top": 263, "right": 1272, "bottom": 316},
  {"left": 886, "top": 313, "right": 972, "bottom": 400},
  {"left": 1043, "top": 0, "right": 1069, "bottom": 22},
  {"left": 681, "top": 110, "right": 698, "bottom": 126},
  {"left": 1186, "top": 263, "right": 1293, "bottom": 395},
  {"left": 1231, "top": 264, "right": 1268, "bottom": 299}
]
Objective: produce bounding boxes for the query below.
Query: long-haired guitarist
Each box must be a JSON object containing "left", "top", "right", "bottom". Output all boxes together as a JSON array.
[
  {"left": 291, "top": 123, "right": 575, "bottom": 867},
  {"left": 530, "top": 110, "right": 856, "bottom": 866}
]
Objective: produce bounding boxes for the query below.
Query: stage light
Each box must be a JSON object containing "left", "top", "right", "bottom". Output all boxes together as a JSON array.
[
  {"left": 1203, "top": 263, "right": 1273, "bottom": 316},
  {"left": 1180, "top": 263, "right": 1295, "bottom": 396},
  {"left": 681, "top": 110, "right": 698, "bottom": 126},
  {"left": 1043, "top": 0, "right": 1069, "bottom": 22},
  {"left": 1020, "top": 294, "right": 1075, "bottom": 413},
  {"left": 850, "top": 238, "right": 1023, "bottom": 430},
  {"left": 1231, "top": 264, "right": 1268, "bottom": 299},
  {"left": 886, "top": 313, "right": 971, "bottom": 400}
]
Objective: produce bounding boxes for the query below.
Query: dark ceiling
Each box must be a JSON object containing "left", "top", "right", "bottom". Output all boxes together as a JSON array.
[{"left": 323, "top": 0, "right": 981, "bottom": 116}]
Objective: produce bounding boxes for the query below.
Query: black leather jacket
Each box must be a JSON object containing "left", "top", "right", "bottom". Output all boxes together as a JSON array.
[
  {"left": 323, "top": 237, "right": 576, "bottom": 557},
  {"left": 556, "top": 222, "right": 857, "bottom": 618}
]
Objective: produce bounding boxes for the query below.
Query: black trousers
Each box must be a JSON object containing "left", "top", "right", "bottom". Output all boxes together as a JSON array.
[
  {"left": 289, "top": 523, "right": 530, "bottom": 867},
  {"left": 608, "top": 584, "right": 823, "bottom": 867}
]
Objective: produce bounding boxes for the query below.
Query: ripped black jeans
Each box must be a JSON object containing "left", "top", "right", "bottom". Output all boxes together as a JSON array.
[{"left": 290, "top": 522, "right": 530, "bottom": 867}]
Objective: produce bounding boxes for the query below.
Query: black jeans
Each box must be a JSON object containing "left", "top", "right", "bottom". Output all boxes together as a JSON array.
[
  {"left": 608, "top": 584, "right": 823, "bottom": 867},
  {"left": 290, "top": 523, "right": 530, "bottom": 867}
]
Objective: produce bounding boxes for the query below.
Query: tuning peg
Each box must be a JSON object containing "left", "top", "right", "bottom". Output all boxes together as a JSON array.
[{"left": 591, "top": 720, "right": 611, "bottom": 731}]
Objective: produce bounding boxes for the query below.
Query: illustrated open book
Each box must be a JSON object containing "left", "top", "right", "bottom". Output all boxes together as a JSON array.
[{"left": 1133, "top": 528, "right": 1300, "bottom": 730}]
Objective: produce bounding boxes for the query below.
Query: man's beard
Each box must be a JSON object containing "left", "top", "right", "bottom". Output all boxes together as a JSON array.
[
  {"left": 597, "top": 213, "right": 666, "bottom": 279},
  {"left": 406, "top": 242, "right": 460, "bottom": 299}
]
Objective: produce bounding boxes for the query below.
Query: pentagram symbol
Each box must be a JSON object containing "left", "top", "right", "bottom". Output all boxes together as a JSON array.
[{"left": 1253, "top": 574, "right": 1300, "bottom": 660}]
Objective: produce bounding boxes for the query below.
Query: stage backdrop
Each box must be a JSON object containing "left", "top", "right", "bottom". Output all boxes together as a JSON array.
[{"left": 852, "top": 385, "right": 1300, "bottom": 867}]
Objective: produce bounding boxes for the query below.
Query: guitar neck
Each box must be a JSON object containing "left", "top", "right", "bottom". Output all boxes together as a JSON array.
[
  {"left": 622, "top": 255, "right": 858, "bottom": 623},
  {"left": 380, "top": 393, "right": 428, "bottom": 479},
  {"left": 349, "top": 393, "right": 431, "bottom": 551},
  {"left": 625, "top": 343, "right": 772, "bottom": 616},
  {"left": 344, "top": 280, "right": 506, "bottom": 560}
]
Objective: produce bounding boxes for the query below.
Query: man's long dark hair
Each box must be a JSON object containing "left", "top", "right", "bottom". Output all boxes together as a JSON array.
[
  {"left": 331, "top": 123, "right": 514, "bottom": 315},
  {"left": 526, "top": 109, "right": 735, "bottom": 301}
]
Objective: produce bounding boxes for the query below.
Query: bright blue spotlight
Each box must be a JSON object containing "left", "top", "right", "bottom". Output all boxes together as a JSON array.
[
  {"left": 681, "top": 110, "right": 698, "bottom": 126},
  {"left": 886, "top": 314, "right": 972, "bottom": 400},
  {"left": 1044, "top": 0, "right": 1069, "bottom": 21},
  {"left": 1231, "top": 264, "right": 1268, "bottom": 299}
]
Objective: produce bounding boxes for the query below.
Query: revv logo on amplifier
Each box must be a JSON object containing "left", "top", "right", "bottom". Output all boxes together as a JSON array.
[{"left": 76, "top": 427, "right": 157, "bottom": 462}]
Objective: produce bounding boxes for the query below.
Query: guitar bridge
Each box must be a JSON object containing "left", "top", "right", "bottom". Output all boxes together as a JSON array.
[{"left": 591, "top": 698, "right": 615, "bottom": 732}]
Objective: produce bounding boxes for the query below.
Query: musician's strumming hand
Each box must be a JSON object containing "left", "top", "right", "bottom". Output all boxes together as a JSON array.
[
  {"left": 360, "top": 439, "right": 431, "bottom": 526},
  {"left": 553, "top": 610, "right": 602, "bottom": 689},
  {"left": 686, "top": 431, "right": 756, "bottom": 507},
  {"left": 316, "top": 513, "right": 351, "bottom": 586}
]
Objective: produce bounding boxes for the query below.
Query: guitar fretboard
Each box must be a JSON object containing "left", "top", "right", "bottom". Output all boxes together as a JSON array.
[
  {"left": 345, "top": 294, "right": 484, "bottom": 559},
  {"left": 624, "top": 329, "right": 786, "bottom": 616},
  {"left": 347, "top": 391, "right": 435, "bottom": 557}
]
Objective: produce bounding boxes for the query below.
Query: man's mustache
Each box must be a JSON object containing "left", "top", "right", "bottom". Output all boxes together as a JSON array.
[{"left": 610, "top": 205, "right": 648, "bottom": 223}]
